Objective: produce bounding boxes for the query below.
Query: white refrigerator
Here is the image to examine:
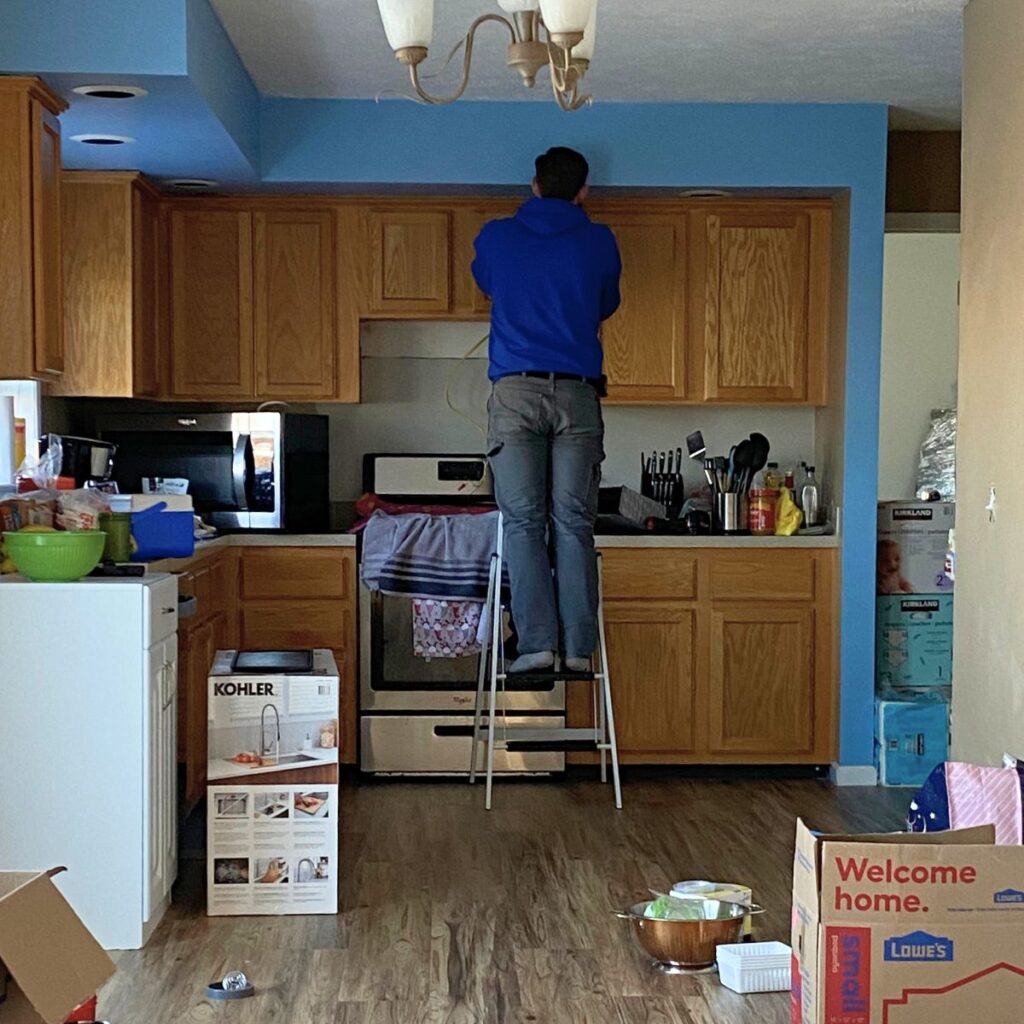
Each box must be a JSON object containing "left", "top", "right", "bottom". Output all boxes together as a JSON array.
[{"left": 0, "top": 574, "right": 179, "bottom": 949}]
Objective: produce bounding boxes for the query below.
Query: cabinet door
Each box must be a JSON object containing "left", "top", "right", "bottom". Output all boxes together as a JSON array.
[
  {"left": 707, "top": 605, "right": 816, "bottom": 756},
  {"left": 170, "top": 210, "right": 253, "bottom": 397},
  {"left": 31, "top": 102, "right": 63, "bottom": 376},
  {"left": 146, "top": 640, "right": 177, "bottom": 919},
  {"left": 600, "top": 213, "right": 688, "bottom": 402},
  {"left": 132, "top": 187, "right": 163, "bottom": 397},
  {"left": 605, "top": 600, "right": 698, "bottom": 756},
  {"left": 181, "top": 618, "right": 216, "bottom": 809},
  {"left": 451, "top": 203, "right": 518, "bottom": 317},
  {"left": 254, "top": 210, "right": 336, "bottom": 399},
  {"left": 696, "top": 206, "right": 830, "bottom": 404},
  {"left": 367, "top": 209, "right": 450, "bottom": 314}
]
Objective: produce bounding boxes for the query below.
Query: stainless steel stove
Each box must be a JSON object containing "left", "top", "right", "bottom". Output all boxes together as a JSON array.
[{"left": 358, "top": 454, "right": 565, "bottom": 774}]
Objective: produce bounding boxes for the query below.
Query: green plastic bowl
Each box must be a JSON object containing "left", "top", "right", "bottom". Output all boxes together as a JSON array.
[{"left": 3, "top": 530, "right": 106, "bottom": 581}]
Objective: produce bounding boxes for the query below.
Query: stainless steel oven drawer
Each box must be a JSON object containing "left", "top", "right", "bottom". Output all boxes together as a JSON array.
[{"left": 360, "top": 714, "right": 565, "bottom": 774}]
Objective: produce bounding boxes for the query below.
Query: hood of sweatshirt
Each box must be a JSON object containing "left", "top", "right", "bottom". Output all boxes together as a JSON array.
[{"left": 514, "top": 196, "right": 591, "bottom": 236}]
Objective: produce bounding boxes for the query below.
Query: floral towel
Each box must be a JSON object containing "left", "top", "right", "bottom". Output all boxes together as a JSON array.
[
  {"left": 412, "top": 599, "right": 482, "bottom": 659},
  {"left": 946, "top": 761, "right": 1023, "bottom": 845}
]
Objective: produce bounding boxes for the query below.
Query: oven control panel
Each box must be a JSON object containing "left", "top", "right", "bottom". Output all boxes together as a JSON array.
[{"left": 365, "top": 454, "right": 494, "bottom": 500}]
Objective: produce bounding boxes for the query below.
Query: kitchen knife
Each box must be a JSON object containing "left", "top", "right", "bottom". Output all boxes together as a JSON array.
[{"left": 675, "top": 447, "right": 683, "bottom": 476}]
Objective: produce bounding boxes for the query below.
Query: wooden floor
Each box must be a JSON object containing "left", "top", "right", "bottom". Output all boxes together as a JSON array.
[{"left": 101, "top": 773, "right": 908, "bottom": 1024}]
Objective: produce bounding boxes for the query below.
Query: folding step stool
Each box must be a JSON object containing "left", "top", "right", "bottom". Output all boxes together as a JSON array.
[{"left": 469, "top": 513, "right": 622, "bottom": 810}]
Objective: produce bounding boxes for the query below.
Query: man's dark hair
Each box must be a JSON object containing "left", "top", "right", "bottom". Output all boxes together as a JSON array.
[{"left": 534, "top": 147, "right": 589, "bottom": 201}]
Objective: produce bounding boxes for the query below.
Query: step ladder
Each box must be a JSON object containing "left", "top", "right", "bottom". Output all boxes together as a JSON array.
[{"left": 469, "top": 514, "right": 622, "bottom": 810}]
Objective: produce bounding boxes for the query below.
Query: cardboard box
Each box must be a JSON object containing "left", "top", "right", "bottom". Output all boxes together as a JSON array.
[
  {"left": 789, "top": 819, "right": 1024, "bottom": 1024},
  {"left": 0, "top": 868, "right": 115, "bottom": 1024},
  {"left": 875, "top": 695, "right": 950, "bottom": 787},
  {"left": 876, "top": 594, "right": 954, "bottom": 690},
  {"left": 877, "top": 502, "right": 955, "bottom": 595}
]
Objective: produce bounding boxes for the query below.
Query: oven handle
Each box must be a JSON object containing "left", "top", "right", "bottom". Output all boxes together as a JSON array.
[{"left": 232, "top": 434, "right": 250, "bottom": 511}]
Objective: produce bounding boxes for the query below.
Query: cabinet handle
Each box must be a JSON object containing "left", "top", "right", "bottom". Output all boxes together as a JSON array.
[{"left": 162, "top": 607, "right": 175, "bottom": 615}]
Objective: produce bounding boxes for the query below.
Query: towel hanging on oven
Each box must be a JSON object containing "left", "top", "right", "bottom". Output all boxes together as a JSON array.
[{"left": 360, "top": 509, "right": 500, "bottom": 601}]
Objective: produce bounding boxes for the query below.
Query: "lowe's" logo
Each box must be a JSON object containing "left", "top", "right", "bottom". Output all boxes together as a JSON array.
[
  {"left": 884, "top": 930, "right": 954, "bottom": 962},
  {"left": 994, "top": 888, "right": 1024, "bottom": 904}
]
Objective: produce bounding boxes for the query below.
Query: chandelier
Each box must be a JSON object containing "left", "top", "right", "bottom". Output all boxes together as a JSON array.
[{"left": 375, "top": 0, "right": 597, "bottom": 112}]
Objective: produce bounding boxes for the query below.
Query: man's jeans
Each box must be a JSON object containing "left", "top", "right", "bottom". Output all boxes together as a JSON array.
[{"left": 487, "top": 375, "right": 604, "bottom": 659}]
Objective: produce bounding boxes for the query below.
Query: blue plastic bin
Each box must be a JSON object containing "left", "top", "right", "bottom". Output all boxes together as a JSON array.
[{"left": 130, "top": 503, "right": 195, "bottom": 561}]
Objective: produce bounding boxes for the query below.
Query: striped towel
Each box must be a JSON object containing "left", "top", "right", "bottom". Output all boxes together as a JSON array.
[{"left": 360, "top": 510, "right": 500, "bottom": 601}]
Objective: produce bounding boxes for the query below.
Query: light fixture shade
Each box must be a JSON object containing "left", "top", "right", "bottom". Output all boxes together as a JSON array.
[
  {"left": 538, "top": 0, "right": 594, "bottom": 36},
  {"left": 497, "top": 0, "right": 540, "bottom": 11},
  {"left": 377, "top": 0, "right": 434, "bottom": 52},
  {"left": 573, "top": 1, "right": 597, "bottom": 61}
]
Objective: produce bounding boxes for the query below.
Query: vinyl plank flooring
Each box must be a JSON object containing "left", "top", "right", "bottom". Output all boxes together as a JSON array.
[{"left": 99, "top": 775, "right": 907, "bottom": 1024}]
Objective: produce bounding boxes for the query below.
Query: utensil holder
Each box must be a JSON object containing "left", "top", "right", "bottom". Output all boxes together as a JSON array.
[{"left": 714, "top": 492, "right": 748, "bottom": 534}]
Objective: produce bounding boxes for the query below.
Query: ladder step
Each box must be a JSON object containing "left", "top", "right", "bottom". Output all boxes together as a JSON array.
[
  {"left": 504, "top": 740, "right": 599, "bottom": 752},
  {"left": 500, "top": 676, "right": 558, "bottom": 693},
  {"left": 502, "top": 669, "right": 596, "bottom": 684}
]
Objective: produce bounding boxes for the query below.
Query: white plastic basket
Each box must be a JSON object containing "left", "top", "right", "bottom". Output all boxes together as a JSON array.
[{"left": 716, "top": 941, "right": 792, "bottom": 994}]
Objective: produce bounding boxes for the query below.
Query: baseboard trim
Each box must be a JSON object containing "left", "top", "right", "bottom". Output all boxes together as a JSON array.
[{"left": 830, "top": 763, "right": 879, "bottom": 787}]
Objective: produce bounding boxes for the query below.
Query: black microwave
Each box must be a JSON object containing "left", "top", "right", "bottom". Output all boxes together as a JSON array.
[{"left": 98, "top": 412, "right": 330, "bottom": 531}]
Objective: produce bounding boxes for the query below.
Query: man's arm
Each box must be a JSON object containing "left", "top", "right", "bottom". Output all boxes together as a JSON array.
[
  {"left": 599, "top": 229, "right": 622, "bottom": 321},
  {"left": 471, "top": 224, "right": 492, "bottom": 297}
]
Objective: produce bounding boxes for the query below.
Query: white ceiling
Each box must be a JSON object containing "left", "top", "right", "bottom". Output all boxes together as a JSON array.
[{"left": 211, "top": 0, "right": 965, "bottom": 128}]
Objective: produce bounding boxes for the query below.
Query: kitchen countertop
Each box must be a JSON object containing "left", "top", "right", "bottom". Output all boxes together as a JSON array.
[
  {"left": 148, "top": 532, "right": 356, "bottom": 572},
  {"left": 208, "top": 744, "right": 338, "bottom": 782},
  {"left": 595, "top": 533, "right": 839, "bottom": 548}
]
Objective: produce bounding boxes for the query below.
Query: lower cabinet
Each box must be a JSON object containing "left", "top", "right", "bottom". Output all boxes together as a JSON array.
[{"left": 570, "top": 546, "right": 836, "bottom": 764}]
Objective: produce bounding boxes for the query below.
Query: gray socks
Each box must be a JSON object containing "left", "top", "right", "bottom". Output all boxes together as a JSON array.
[{"left": 508, "top": 651, "right": 555, "bottom": 674}]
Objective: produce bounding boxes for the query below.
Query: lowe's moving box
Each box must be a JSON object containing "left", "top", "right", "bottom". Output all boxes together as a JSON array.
[{"left": 789, "top": 819, "right": 1024, "bottom": 1024}]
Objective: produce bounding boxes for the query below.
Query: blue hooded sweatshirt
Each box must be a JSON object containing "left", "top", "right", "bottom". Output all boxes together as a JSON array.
[{"left": 471, "top": 197, "right": 622, "bottom": 381}]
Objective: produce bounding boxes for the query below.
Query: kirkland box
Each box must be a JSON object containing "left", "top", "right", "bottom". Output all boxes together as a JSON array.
[
  {"left": 789, "top": 819, "right": 1024, "bottom": 1024},
  {"left": 875, "top": 695, "right": 950, "bottom": 787},
  {"left": 876, "top": 594, "right": 954, "bottom": 690},
  {"left": 877, "top": 502, "right": 955, "bottom": 595}
]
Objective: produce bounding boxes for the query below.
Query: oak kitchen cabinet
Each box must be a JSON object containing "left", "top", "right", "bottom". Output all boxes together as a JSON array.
[
  {"left": 0, "top": 77, "right": 67, "bottom": 381},
  {"left": 450, "top": 202, "right": 519, "bottom": 317},
  {"left": 569, "top": 545, "right": 837, "bottom": 764},
  {"left": 168, "top": 206, "right": 347, "bottom": 401},
  {"left": 691, "top": 204, "right": 831, "bottom": 404},
  {"left": 52, "top": 172, "right": 165, "bottom": 398}
]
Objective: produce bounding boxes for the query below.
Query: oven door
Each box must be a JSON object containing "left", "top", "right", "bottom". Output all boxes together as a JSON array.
[
  {"left": 99, "top": 412, "right": 281, "bottom": 530},
  {"left": 359, "top": 584, "right": 564, "bottom": 713}
]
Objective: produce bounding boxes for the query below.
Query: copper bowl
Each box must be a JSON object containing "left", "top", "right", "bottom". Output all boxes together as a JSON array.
[{"left": 615, "top": 900, "right": 765, "bottom": 971}]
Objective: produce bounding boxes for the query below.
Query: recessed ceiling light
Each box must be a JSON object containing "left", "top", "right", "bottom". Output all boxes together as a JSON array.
[
  {"left": 679, "top": 189, "right": 732, "bottom": 199},
  {"left": 164, "top": 178, "right": 220, "bottom": 191},
  {"left": 72, "top": 84, "right": 148, "bottom": 100},
  {"left": 69, "top": 133, "right": 135, "bottom": 146}
]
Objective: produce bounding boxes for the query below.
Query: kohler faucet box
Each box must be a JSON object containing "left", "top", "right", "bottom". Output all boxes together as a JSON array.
[
  {"left": 877, "top": 502, "right": 955, "bottom": 595},
  {"left": 790, "top": 819, "right": 1024, "bottom": 1024}
]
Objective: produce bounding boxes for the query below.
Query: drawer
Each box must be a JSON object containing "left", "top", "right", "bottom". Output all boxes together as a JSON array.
[
  {"left": 600, "top": 549, "right": 697, "bottom": 600},
  {"left": 240, "top": 548, "right": 351, "bottom": 600},
  {"left": 240, "top": 600, "right": 352, "bottom": 650},
  {"left": 145, "top": 574, "right": 180, "bottom": 647},
  {"left": 710, "top": 551, "right": 816, "bottom": 601}
]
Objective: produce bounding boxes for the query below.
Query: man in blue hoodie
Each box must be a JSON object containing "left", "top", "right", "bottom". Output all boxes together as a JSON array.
[{"left": 472, "top": 147, "right": 621, "bottom": 674}]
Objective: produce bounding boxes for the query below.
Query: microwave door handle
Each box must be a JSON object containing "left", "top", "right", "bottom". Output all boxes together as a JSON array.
[{"left": 233, "top": 434, "right": 250, "bottom": 510}]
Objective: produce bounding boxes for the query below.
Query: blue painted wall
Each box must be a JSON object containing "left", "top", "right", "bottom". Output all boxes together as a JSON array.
[
  {"left": 0, "top": 0, "right": 187, "bottom": 75},
  {"left": 261, "top": 98, "right": 887, "bottom": 766}
]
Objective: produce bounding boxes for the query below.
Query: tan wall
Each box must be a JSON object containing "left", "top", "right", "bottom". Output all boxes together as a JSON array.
[{"left": 953, "top": 0, "right": 1024, "bottom": 763}]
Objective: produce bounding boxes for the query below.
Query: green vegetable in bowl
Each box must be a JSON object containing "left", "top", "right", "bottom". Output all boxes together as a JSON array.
[{"left": 643, "top": 895, "right": 704, "bottom": 921}]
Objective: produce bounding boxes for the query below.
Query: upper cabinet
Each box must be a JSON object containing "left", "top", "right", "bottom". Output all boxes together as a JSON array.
[
  {"left": 366, "top": 208, "right": 450, "bottom": 315},
  {"left": 451, "top": 202, "right": 519, "bottom": 317},
  {"left": 253, "top": 210, "right": 337, "bottom": 400},
  {"left": 53, "top": 172, "right": 165, "bottom": 398},
  {"left": 0, "top": 77, "right": 67, "bottom": 381},
  {"left": 692, "top": 204, "right": 831, "bottom": 404},
  {"left": 167, "top": 205, "right": 351, "bottom": 402},
  {"left": 170, "top": 209, "right": 254, "bottom": 399},
  {"left": 595, "top": 208, "right": 689, "bottom": 402}
]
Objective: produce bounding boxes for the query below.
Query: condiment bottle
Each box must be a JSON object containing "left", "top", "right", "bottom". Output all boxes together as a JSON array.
[
  {"left": 749, "top": 489, "right": 777, "bottom": 535},
  {"left": 801, "top": 467, "right": 821, "bottom": 527}
]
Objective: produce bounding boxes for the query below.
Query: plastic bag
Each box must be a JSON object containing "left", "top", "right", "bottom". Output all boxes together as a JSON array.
[
  {"left": 916, "top": 408, "right": 956, "bottom": 501},
  {"left": 57, "top": 488, "right": 110, "bottom": 531},
  {"left": 15, "top": 434, "right": 62, "bottom": 491},
  {"left": 775, "top": 488, "right": 804, "bottom": 536},
  {"left": 0, "top": 492, "right": 58, "bottom": 573},
  {"left": 644, "top": 894, "right": 704, "bottom": 921}
]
